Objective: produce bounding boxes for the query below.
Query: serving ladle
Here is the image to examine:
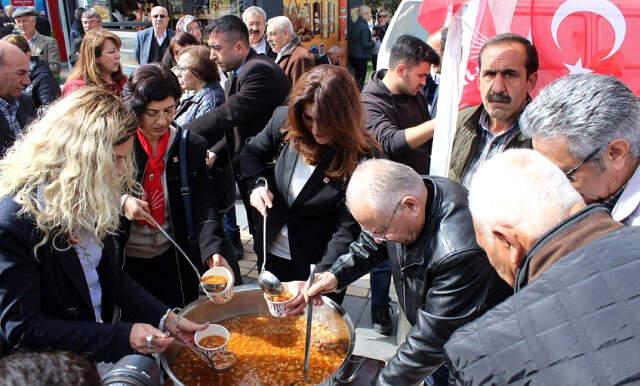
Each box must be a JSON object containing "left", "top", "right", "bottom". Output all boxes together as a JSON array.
[
  {"left": 148, "top": 217, "right": 227, "bottom": 294},
  {"left": 256, "top": 177, "right": 285, "bottom": 296}
]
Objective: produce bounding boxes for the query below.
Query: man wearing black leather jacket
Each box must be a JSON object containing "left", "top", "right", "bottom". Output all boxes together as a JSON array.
[{"left": 307, "top": 159, "right": 511, "bottom": 385}]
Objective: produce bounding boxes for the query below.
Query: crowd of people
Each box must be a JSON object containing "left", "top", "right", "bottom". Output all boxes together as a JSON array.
[{"left": 0, "top": 3, "right": 638, "bottom": 386}]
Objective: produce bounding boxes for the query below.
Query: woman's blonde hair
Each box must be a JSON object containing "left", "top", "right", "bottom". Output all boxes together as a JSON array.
[
  {"left": 0, "top": 87, "right": 138, "bottom": 253},
  {"left": 68, "top": 29, "right": 126, "bottom": 87}
]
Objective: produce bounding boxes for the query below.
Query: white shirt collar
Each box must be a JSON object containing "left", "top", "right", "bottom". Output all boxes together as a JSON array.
[
  {"left": 611, "top": 164, "right": 640, "bottom": 225},
  {"left": 253, "top": 37, "right": 268, "bottom": 55}
]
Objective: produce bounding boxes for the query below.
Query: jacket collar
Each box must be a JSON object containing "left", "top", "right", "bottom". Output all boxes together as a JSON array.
[
  {"left": 515, "top": 204, "right": 619, "bottom": 292},
  {"left": 277, "top": 36, "right": 301, "bottom": 60}
]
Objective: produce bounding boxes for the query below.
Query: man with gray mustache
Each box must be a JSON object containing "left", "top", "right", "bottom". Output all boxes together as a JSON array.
[
  {"left": 242, "top": 6, "right": 276, "bottom": 60},
  {"left": 448, "top": 33, "right": 539, "bottom": 187}
]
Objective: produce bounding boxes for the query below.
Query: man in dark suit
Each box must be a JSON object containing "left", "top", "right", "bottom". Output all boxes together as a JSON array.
[
  {"left": 134, "top": 6, "right": 175, "bottom": 65},
  {"left": 185, "top": 15, "right": 290, "bottom": 236},
  {"left": 0, "top": 41, "right": 34, "bottom": 157},
  {"left": 242, "top": 6, "right": 276, "bottom": 60}
]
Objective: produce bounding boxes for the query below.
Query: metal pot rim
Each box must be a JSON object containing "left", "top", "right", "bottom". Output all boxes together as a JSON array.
[{"left": 159, "top": 284, "right": 356, "bottom": 386}]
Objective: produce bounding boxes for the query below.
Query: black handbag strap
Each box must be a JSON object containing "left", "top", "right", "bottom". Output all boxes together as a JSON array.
[{"left": 178, "top": 126, "right": 196, "bottom": 246}]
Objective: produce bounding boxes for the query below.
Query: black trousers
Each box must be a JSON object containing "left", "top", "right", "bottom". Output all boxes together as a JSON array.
[
  {"left": 265, "top": 253, "right": 346, "bottom": 305},
  {"left": 349, "top": 56, "right": 369, "bottom": 89},
  {"left": 124, "top": 247, "right": 199, "bottom": 310}
]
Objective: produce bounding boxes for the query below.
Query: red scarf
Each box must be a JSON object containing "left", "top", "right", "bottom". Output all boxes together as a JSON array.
[{"left": 136, "top": 129, "right": 170, "bottom": 227}]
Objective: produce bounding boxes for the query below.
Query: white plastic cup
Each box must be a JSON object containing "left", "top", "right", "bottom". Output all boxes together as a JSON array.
[
  {"left": 194, "top": 324, "right": 230, "bottom": 360},
  {"left": 202, "top": 266, "right": 234, "bottom": 304},
  {"left": 263, "top": 282, "right": 299, "bottom": 317}
]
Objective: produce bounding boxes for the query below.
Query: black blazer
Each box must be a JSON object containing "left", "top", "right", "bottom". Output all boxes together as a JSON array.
[
  {"left": 185, "top": 49, "right": 291, "bottom": 171},
  {"left": 0, "top": 93, "right": 35, "bottom": 157},
  {"left": 0, "top": 196, "right": 167, "bottom": 362},
  {"left": 239, "top": 106, "right": 364, "bottom": 277}
]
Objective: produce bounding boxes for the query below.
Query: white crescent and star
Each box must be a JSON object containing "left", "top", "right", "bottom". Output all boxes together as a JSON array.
[{"left": 551, "top": 0, "right": 626, "bottom": 73}]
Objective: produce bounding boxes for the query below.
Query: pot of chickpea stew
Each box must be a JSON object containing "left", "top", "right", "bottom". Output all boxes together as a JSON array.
[{"left": 160, "top": 284, "right": 356, "bottom": 386}]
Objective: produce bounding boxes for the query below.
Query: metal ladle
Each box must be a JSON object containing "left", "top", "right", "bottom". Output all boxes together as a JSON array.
[
  {"left": 148, "top": 217, "right": 225, "bottom": 294},
  {"left": 255, "top": 177, "right": 285, "bottom": 296}
]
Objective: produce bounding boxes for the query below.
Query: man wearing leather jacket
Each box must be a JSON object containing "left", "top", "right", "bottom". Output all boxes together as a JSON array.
[{"left": 307, "top": 159, "right": 511, "bottom": 385}]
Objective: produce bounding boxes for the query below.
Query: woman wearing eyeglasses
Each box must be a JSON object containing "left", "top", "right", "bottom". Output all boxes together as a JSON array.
[
  {"left": 0, "top": 87, "right": 207, "bottom": 362},
  {"left": 120, "top": 64, "right": 234, "bottom": 311},
  {"left": 240, "top": 65, "right": 380, "bottom": 303},
  {"left": 174, "top": 46, "right": 224, "bottom": 125},
  {"left": 371, "top": 8, "right": 388, "bottom": 71},
  {"left": 62, "top": 29, "right": 126, "bottom": 97}
]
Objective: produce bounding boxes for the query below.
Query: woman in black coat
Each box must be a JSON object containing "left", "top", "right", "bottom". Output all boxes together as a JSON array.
[
  {"left": 240, "top": 65, "right": 380, "bottom": 302},
  {"left": 0, "top": 87, "right": 206, "bottom": 362},
  {"left": 120, "top": 64, "right": 235, "bottom": 310},
  {"left": 2, "top": 34, "right": 60, "bottom": 108}
]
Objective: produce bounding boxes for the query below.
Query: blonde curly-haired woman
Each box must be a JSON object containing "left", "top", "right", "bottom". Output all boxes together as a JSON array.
[{"left": 0, "top": 87, "right": 207, "bottom": 362}]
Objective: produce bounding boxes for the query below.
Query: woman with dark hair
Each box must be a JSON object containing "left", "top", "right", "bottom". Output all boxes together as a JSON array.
[
  {"left": 63, "top": 29, "right": 127, "bottom": 96},
  {"left": 161, "top": 32, "right": 199, "bottom": 70},
  {"left": 2, "top": 34, "right": 60, "bottom": 108},
  {"left": 120, "top": 63, "right": 233, "bottom": 310},
  {"left": 174, "top": 46, "right": 224, "bottom": 125},
  {"left": 240, "top": 65, "right": 380, "bottom": 301}
]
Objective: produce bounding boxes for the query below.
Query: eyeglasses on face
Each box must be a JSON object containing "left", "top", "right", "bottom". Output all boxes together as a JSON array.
[
  {"left": 378, "top": 14, "right": 387, "bottom": 18},
  {"left": 564, "top": 148, "right": 599, "bottom": 182},
  {"left": 151, "top": 14, "right": 167, "bottom": 19},
  {"left": 361, "top": 200, "right": 402, "bottom": 242},
  {"left": 142, "top": 105, "right": 176, "bottom": 121}
]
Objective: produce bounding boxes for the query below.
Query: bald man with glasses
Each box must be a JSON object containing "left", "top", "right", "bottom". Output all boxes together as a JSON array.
[
  {"left": 134, "top": 6, "right": 175, "bottom": 65},
  {"left": 305, "top": 159, "right": 511, "bottom": 386}
]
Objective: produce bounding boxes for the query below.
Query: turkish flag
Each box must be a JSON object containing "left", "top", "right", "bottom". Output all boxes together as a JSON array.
[
  {"left": 527, "top": 0, "right": 640, "bottom": 95},
  {"left": 418, "top": 0, "right": 468, "bottom": 34}
]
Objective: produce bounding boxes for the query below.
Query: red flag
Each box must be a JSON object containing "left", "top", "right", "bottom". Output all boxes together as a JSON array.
[
  {"left": 418, "top": 0, "right": 467, "bottom": 34},
  {"left": 528, "top": 0, "right": 640, "bottom": 95}
]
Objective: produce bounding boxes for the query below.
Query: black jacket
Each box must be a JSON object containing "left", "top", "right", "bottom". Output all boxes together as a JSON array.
[
  {"left": 348, "top": 17, "right": 375, "bottom": 58},
  {"left": 27, "top": 56, "right": 60, "bottom": 109},
  {"left": 0, "top": 196, "right": 167, "bottom": 362},
  {"left": 0, "top": 93, "right": 35, "bottom": 157},
  {"left": 185, "top": 49, "right": 290, "bottom": 172},
  {"left": 239, "top": 106, "right": 364, "bottom": 277},
  {"left": 362, "top": 69, "right": 432, "bottom": 174},
  {"left": 328, "top": 177, "right": 511, "bottom": 385},
  {"left": 445, "top": 222, "right": 640, "bottom": 385},
  {"left": 119, "top": 125, "right": 224, "bottom": 267}
]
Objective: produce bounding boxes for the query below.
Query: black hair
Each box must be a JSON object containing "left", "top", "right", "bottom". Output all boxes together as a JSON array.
[
  {"left": 389, "top": 34, "right": 440, "bottom": 69},
  {"left": 0, "top": 351, "right": 101, "bottom": 386},
  {"left": 123, "top": 63, "right": 182, "bottom": 116},
  {"left": 203, "top": 15, "right": 249, "bottom": 46},
  {"left": 478, "top": 32, "right": 539, "bottom": 76}
]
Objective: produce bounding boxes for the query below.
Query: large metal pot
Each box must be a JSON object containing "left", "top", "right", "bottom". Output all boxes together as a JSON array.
[{"left": 160, "top": 284, "right": 356, "bottom": 385}]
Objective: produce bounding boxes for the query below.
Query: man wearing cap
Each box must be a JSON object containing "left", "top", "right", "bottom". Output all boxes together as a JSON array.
[
  {"left": 14, "top": 7, "right": 61, "bottom": 77},
  {"left": 134, "top": 6, "right": 175, "bottom": 65}
]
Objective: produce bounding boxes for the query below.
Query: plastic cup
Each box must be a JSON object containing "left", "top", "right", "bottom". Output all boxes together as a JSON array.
[
  {"left": 263, "top": 282, "right": 299, "bottom": 317},
  {"left": 202, "top": 266, "right": 234, "bottom": 304},
  {"left": 194, "top": 324, "right": 230, "bottom": 361}
]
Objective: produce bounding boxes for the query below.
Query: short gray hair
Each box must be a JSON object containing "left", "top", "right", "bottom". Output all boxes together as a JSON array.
[
  {"left": 242, "top": 6, "right": 267, "bottom": 23},
  {"left": 521, "top": 74, "right": 640, "bottom": 162},
  {"left": 469, "top": 149, "right": 583, "bottom": 240},
  {"left": 346, "top": 159, "right": 425, "bottom": 215},
  {"left": 82, "top": 8, "right": 102, "bottom": 21},
  {"left": 267, "top": 16, "right": 295, "bottom": 36},
  {"left": 359, "top": 5, "right": 371, "bottom": 17}
]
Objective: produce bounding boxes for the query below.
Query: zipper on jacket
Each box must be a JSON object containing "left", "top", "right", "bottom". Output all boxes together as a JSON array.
[{"left": 395, "top": 243, "right": 407, "bottom": 313}]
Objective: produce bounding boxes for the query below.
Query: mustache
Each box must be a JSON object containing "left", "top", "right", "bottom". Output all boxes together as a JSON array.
[
  {"left": 487, "top": 92, "right": 511, "bottom": 103},
  {"left": 249, "top": 29, "right": 260, "bottom": 34}
]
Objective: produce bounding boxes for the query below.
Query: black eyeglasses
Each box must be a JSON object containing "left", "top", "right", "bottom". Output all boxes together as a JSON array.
[
  {"left": 151, "top": 14, "right": 167, "bottom": 18},
  {"left": 362, "top": 200, "right": 402, "bottom": 242},
  {"left": 564, "top": 148, "right": 599, "bottom": 182},
  {"left": 378, "top": 14, "right": 388, "bottom": 18}
]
